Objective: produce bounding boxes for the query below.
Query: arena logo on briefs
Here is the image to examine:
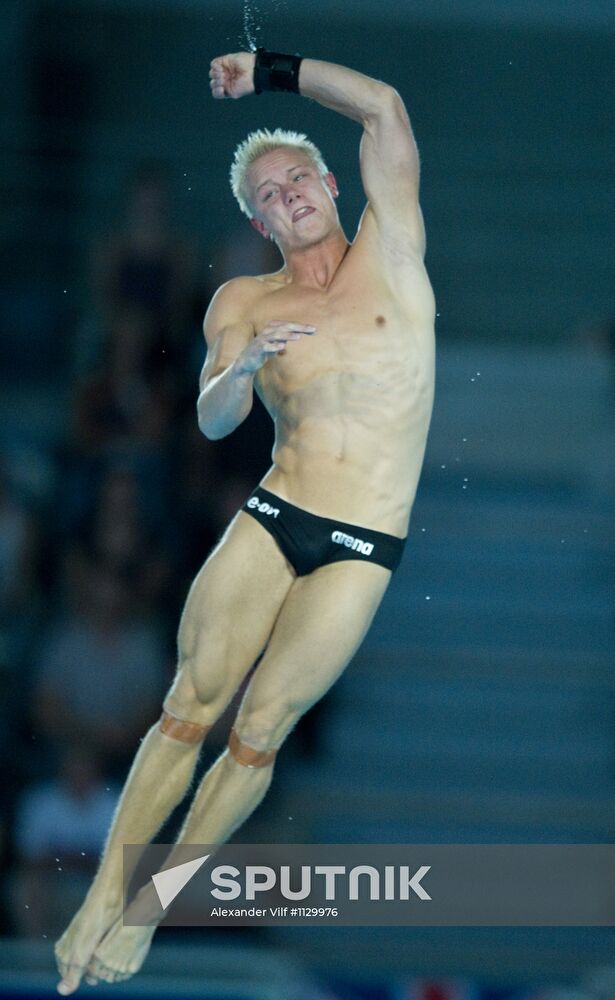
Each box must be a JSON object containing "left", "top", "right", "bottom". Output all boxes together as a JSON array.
[
  {"left": 331, "top": 530, "right": 374, "bottom": 555},
  {"left": 247, "top": 496, "right": 279, "bottom": 517}
]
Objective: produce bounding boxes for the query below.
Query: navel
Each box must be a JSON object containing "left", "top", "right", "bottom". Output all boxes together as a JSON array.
[{"left": 375, "top": 315, "right": 386, "bottom": 326}]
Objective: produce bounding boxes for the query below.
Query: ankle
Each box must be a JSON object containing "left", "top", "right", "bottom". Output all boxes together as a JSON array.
[{"left": 86, "top": 875, "right": 124, "bottom": 912}]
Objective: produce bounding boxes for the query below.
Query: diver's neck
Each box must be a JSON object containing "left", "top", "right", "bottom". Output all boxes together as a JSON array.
[{"left": 281, "top": 229, "right": 350, "bottom": 291}]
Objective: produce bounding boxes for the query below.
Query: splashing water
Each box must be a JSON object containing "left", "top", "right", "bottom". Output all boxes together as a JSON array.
[
  {"left": 241, "top": 0, "right": 287, "bottom": 51},
  {"left": 243, "top": 0, "right": 260, "bottom": 51}
]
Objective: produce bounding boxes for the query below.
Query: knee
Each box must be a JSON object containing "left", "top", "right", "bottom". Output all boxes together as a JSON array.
[
  {"left": 231, "top": 700, "right": 302, "bottom": 763},
  {"left": 158, "top": 708, "right": 210, "bottom": 745},
  {"left": 168, "top": 626, "right": 232, "bottom": 718},
  {"left": 159, "top": 664, "right": 218, "bottom": 744},
  {"left": 176, "top": 618, "right": 235, "bottom": 711},
  {"left": 227, "top": 726, "right": 279, "bottom": 768}
]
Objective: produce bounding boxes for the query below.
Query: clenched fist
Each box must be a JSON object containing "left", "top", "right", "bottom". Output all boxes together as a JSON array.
[{"left": 209, "top": 52, "right": 256, "bottom": 100}]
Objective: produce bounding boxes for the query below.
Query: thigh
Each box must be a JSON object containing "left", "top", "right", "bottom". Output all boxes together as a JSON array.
[
  {"left": 166, "top": 512, "right": 295, "bottom": 720},
  {"left": 235, "top": 559, "right": 392, "bottom": 747}
]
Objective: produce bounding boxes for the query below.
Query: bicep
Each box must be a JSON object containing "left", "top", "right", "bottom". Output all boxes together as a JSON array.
[
  {"left": 200, "top": 282, "right": 255, "bottom": 388},
  {"left": 359, "top": 89, "right": 425, "bottom": 257}
]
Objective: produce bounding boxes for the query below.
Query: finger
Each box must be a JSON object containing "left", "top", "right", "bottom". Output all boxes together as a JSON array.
[
  {"left": 266, "top": 321, "right": 316, "bottom": 329},
  {"left": 264, "top": 323, "right": 316, "bottom": 333},
  {"left": 209, "top": 65, "right": 227, "bottom": 99}
]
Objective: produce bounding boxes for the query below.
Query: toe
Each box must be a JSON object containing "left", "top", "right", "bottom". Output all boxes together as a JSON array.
[
  {"left": 88, "top": 957, "right": 117, "bottom": 984},
  {"left": 111, "top": 969, "right": 134, "bottom": 983},
  {"left": 57, "top": 966, "right": 84, "bottom": 995},
  {"left": 86, "top": 959, "right": 108, "bottom": 983}
]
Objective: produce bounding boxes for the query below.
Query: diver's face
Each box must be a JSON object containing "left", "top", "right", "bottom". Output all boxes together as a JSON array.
[{"left": 247, "top": 147, "right": 338, "bottom": 248}]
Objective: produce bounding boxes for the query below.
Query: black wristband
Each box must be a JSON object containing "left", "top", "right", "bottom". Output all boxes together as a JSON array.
[{"left": 253, "top": 47, "right": 303, "bottom": 95}]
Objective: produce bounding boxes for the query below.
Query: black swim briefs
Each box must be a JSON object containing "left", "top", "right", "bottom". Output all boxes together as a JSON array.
[{"left": 242, "top": 487, "right": 406, "bottom": 576}]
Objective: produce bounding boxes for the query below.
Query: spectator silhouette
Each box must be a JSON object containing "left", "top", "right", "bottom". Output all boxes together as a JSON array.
[
  {"left": 31, "top": 560, "right": 167, "bottom": 777},
  {"left": 92, "top": 160, "right": 197, "bottom": 360},
  {"left": 10, "top": 746, "right": 119, "bottom": 937}
]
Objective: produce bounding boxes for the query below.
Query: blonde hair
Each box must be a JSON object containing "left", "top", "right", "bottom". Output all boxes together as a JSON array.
[{"left": 230, "top": 127, "right": 329, "bottom": 218}]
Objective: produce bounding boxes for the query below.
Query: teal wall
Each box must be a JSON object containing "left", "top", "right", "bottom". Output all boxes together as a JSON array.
[{"left": 1, "top": 3, "right": 613, "bottom": 342}]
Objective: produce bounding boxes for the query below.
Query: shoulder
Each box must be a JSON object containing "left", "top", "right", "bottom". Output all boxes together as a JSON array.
[
  {"left": 206, "top": 274, "right": 266, "bottom": 317},
  {"left": 203, "top": 275, "right": 266, "bottom": 350}
]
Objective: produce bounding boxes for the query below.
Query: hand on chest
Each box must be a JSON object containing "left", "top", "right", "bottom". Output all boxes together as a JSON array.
[{"left": 256, "top": 284, "right": 392, "bottom": 376}]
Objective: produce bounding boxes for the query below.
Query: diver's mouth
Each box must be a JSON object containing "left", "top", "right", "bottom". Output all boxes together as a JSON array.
[{"left": 292, "top": 206, "right": 315, "bottom": 222}]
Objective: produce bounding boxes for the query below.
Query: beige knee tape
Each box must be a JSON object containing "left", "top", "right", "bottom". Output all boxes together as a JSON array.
[
  {"left": 228, "top": 727, "right": 278, "bottom": 768},
  {"left": 159, "top": 710, "right": 210, "bottom": 744}
]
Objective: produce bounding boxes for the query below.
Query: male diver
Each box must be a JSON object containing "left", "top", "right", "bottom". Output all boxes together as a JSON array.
[{"left": 55, "top": 47, "right": 435, "bottom": 992}]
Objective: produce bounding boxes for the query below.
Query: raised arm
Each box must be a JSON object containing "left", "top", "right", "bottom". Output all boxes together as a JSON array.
[
  {"left": 299, "top": 59, "right": 424, "bottom": 258},
  {"left": 209, "top": 51, "right": 425, "bottom": 257}
]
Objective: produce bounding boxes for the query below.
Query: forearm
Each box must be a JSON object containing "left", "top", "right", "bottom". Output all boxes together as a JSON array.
[
  {"left": 91, "top": 722, "right": 201, "bottom": 900},
  {"left": 298, "top": 57, "right": 396, "bottom": 125},
  {"left": 197, "top": 360, "right": 254, "bottom": 440}
]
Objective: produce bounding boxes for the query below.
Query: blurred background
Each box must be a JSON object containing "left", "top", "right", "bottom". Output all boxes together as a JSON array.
[{"left": 0, "top": 0, "right": 614, "bottom": 997}]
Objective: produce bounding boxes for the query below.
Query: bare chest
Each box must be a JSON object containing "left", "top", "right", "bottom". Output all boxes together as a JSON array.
[{"left": 252, "top": 261, "right": 434, "bottom": 404}]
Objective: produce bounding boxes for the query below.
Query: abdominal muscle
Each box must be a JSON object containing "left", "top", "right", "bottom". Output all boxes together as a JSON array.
[{"left": 259, "top": 358, "right": 435, "bottom": 537}]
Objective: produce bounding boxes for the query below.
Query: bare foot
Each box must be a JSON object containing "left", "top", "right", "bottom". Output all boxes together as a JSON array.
[
  {"left": 85, "top": 919, "right": 156, "bottom": 986},
  {"left": 55, "top": 891, "right": 123, "bottom": 995}
]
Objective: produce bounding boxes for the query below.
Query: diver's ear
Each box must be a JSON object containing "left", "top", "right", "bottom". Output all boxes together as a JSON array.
[
  {"left": 250, "top": 217, "right": 271, "bottom": 239},
  {"left": 325, "top": 172, "right": 339, "bottom": 198}
]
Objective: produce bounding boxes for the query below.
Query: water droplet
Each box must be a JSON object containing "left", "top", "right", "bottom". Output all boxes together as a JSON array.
[
  {"left": 25, "top": 904, "right": 29, "bottom": 909},
  {"left": 58, "top": 867, "right": 63, "bottom": 871},
  {"left": 42, "top": 934, "right": 47, "bottom": 939},
  {"left": 462, "top": 437, "right": 467, "bottom": 442},
  {"left": 421, "top": 527, "right": 426, "bottom": 532},
  {"left": 425, "top": 595, "right": 431, "bottom": 600},
  {"left": 55, "top": 858, "right": 60, "bottom": 862},
  {"left": 463, "top": 477, "right": 468, "bottom": 482},
  {"left": 81, "top": 851, "right": 86, "bottom": 856},
  {"left": 288, "top": 816, "right": 293, "bottom": 820},
  {"left": 441, "top": 464, "right": 446, "bottom": 469}
]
